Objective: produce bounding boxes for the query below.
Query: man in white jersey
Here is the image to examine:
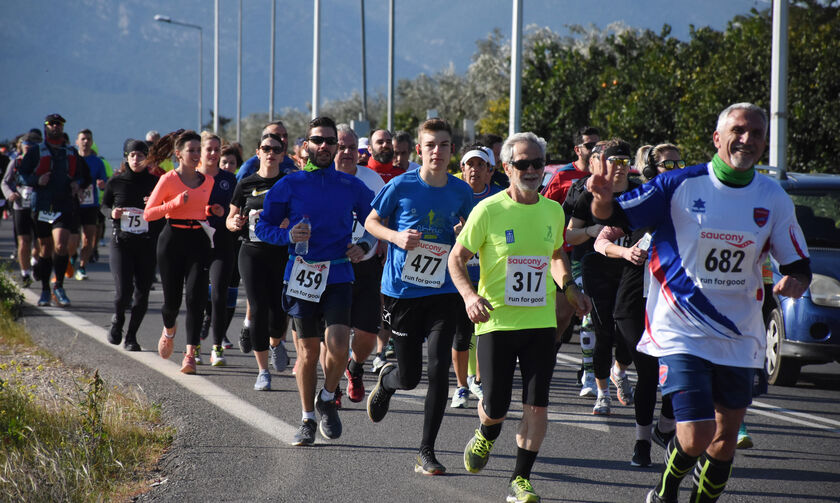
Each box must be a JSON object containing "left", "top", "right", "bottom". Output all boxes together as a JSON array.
[{"left": 591, "top": 103, "right": 811, "bottom": 503}]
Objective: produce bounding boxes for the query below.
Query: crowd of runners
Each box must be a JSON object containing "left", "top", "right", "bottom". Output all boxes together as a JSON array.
[{"left": 0, "top": 103, "right": 812, "bottom": 503}]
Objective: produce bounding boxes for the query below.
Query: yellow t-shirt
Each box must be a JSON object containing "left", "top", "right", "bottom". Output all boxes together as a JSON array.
[{"left": 456, "top": 190, "right": 566, "bottom": 335}]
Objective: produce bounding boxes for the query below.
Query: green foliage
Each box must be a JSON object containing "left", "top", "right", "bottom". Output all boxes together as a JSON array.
[{"left": 0, "top": 267, "right": 24, "bottom": 319}]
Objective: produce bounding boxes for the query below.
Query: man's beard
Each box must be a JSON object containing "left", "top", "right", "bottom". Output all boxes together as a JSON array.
[{"left": 372, "top": 149, "right": 394, "bottom": 164}]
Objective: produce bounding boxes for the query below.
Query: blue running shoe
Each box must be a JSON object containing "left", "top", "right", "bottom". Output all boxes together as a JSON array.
[
  {"left": 52, "top": 286, "right": 70, "bottom": 307},
  {"left": 254, "top": 370, "right": 271, "bottom": 391},
  {"left": 38, "top": 290, "right": 51, "bottom": 306}
]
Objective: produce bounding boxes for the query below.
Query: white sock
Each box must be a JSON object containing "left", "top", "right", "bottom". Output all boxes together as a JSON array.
[
  {"left": 637, "top": 423, "right": 653, "bottom": 442},
  {"left": 243, "top": 319, "right": 251, "bottom": 328},
  {"left": 302, "top": 410, "right": 316, "bottom": 422},
  {"left": 320, "top": 388, "right": 335, "bottom": 401},
  {"left": 612, "top": 365, "right": 626, "bottom": 378},
  {"left": 597, "top": 388, "right": 610, "bottom": 398}
]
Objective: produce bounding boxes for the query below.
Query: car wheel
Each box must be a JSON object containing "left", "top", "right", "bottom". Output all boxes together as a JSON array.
[{"left": 765, "top": 308, "right": 801, "bottom": 386}]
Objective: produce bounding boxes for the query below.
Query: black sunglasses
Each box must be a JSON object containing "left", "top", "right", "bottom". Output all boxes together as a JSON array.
[
  {"left": 579, "top": 141, "right": 597, "bottom": 150},
  {"left": 259, "top": 145, "right": 284, "bottom": 154},
  {"left": 308, "top": 135, "right": 338, "bottom": 146},
  {"left": 510, "top": 158, "right": 545, "bottom": 171}
]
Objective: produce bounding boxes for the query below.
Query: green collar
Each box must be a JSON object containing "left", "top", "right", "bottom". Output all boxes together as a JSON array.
[
  {"left": 303, "top": 159, "right": 321, "bottom": 172},
  {"left": 711, "top": 153, "right": 754, "bottom": 186}
]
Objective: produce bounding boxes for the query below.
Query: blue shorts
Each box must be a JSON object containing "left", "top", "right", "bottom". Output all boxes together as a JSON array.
[
  {"left": 658, "top": 354, "right": 754, "bottom": 422},
  {"left": 283, "top": 282, "right": 352, "bottom": 338}
]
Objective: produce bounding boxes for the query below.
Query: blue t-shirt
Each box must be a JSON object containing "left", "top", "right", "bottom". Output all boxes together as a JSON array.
[
  {"left": 207, "top": 169, "right": 237, "bottom": 230},
  {"left": 372, "top": 170, "right": 474, "bottom": 298},
  {"left": 255, "top": 164, "right": 375, "bottom": 285},
  {"left": 236, "top": 154, "right": 297, "bottom": 181},
  {"left": 81, "top": 154, "right": 107, "bottom": 207}
]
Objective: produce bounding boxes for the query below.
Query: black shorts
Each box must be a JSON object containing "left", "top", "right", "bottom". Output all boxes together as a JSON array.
[
  {"left": 351, "top": 256, "right": 382, "bottom": 334},
  {"left": 453, "top": 294, "right": 474, "bottom": 352},
  {"left": 79, "top": 206, "right": 99, "bottom": 226},
  {"left": 33, "top": 209, "right": 79, "bottom": 238},
  {"left": 284, "top": 282, "right": 352, "bottom": 339},
  {"left": 478, "top": 327, "right": 557, "bottom": 419},
  {"left": 382, "top": 293, "right": 458, "bottom": 340},
  {"left": 13, "top": 209, "right": 33, "bottom": 237}
]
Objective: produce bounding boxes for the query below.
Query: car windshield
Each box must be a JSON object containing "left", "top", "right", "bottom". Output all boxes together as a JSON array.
[{"left": 790, "top": 189, "right": 840, "bottom": 247}]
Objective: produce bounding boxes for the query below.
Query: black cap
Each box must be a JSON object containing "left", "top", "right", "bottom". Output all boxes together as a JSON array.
[
  {"left": 123, "top": 138, "right": 149, "bottom": 157},
  {"left": 44, "top": 113, "right": 66, "bottom": 124}
]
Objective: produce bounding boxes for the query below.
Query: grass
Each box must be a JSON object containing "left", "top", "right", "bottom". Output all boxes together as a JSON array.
[{"left": 0, "top": 271, "right": 173, "bottom": 502}]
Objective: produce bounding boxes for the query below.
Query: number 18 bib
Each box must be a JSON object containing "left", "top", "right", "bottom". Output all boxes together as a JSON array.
[{"left": 505, "top": 256, "right": 549, "bottom": 306}]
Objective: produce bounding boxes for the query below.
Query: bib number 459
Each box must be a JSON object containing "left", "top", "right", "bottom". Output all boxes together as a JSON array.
[{"left": 295, "top": 269, "right": 323, "bottom": 290}]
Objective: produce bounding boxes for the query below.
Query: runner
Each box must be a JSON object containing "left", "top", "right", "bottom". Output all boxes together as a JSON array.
[
  {"left": 364, "top": 117, "right": 474, "bottom": 475},
  {"left": 100, "top": 139, "right": 158, "bottom": 351},
  {"left": 590, "top": 103, "right": 811, "bottom": 503},
  {"left": 449, "top": 131, "right": 591, "bottom": 503},
  {"left": 226, "top": 132, "right": 290, "bottom": 389},
  {"left": 1, "top": 133, "right": 38, "bottom": 287},
  {"left": 255, "top": 116, "right": 376, "bottom": 445},
  {"left": 72, "top": 128, "right": 108, "bottom": 280},
  {"left": 143, "top": 130, "right": 214, "bottom": 375},
  {"left": 197, "top": 131, "right": 237, "bottom": 366}
]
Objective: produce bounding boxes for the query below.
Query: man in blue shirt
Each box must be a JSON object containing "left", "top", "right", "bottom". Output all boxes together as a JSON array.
[
  {"left": 236, "top": 121, "right": 297, "bottom": 181},
  {"left": 71, "top": 129, "right": 108, "bottom": 280}
]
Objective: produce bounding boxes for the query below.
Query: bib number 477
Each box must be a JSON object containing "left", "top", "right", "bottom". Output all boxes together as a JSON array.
[{"left": 409, "top": 254, "right": 442, "bottom": 276}]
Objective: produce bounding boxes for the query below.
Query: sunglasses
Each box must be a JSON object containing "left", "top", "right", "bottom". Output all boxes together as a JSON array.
[
  {"left": 607, "top": 156, "right": 630, "bottom": 167},
  {"left": 308, "top": 135, "right": 338, "bottom": 146},
  {"left": 259, "top": 145, "right": 284, "bottom": 154},
  {"left": 579, "top": 141, "right": 597, "bottom": 150},
  {"left": 510, "top": 158, "right": 545, "bottom": 171},
  {"left": 45, "top": 121, "right": 63, "bottom": 126},
  {"left": 657, "top": 159, "right": 686, "bottom": 170}
]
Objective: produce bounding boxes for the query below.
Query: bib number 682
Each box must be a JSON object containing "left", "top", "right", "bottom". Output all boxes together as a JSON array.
[{"left": 704, "top": 248, "right": 744, "bottom": 273}]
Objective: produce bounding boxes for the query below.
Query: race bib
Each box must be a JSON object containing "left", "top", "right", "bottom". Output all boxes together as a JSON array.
[
  {"left": 351, "top": 212, "right": 365, "bottom": 243},
  {"left": 694, "top": 228, "right": 757, "bottom": 291},
  {"left": 19, "top": 186, "right": 33, "bottom": 209},
  {"left": 119, "top": 207, "right": 148, "bottom": 234},
  {"left": 401, "top": 240, "right": 451, "bottom": 288},
  {"left": 37, "top": 210, "right": 61, "bottom": 224},
  {"left": 286, "top": 257, "right": 330, "bottom": 302},
  {"left": 248, "top": 209, "right": 262, "bottom": 242},
  {"left": 504, "top": 256, "right": 550, "bottom": 306},
  {"left": 80, "top": 185, "right": 95, "bottom": 205}
]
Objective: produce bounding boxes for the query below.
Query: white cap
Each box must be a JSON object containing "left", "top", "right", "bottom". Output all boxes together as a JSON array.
[
  {"left": 358, "top": 137, "right": 369, "bottom": 150},
  {"left": 461, "top": 147, "right": 491, "bottom": 166}
]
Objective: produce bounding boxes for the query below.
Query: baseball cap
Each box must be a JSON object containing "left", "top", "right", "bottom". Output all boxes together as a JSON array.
[{"left": 44, "top": 113, "right": 66, "bottom": 124}]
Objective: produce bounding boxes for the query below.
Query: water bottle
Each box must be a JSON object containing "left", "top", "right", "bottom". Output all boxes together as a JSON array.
[{"left": 294, "top": 215, "right": 310, "bottom": 256}]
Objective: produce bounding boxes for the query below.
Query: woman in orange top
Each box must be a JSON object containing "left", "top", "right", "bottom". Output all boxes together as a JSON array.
[{"left": 144, "top": 130, "right": 214, "bottom": 374}]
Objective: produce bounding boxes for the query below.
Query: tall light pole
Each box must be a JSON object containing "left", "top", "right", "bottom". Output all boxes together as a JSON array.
[
  {"left": 770, "top": 0, "right": 789, "bottom": 172},
  {"left": 509, "top": 0, "right": 523, "bottom": 136},
  {"left": 269, "top": 0, "right": 276, "bottom": 121},
  {"left": 312, "top": 0, "right": 321, "bottom": 118},
  {"left": 155, "top": 14, "right": 203, "bottom": 131},
  {"left": 237, "top": 0, "right": 243, "bottom": 142},
  {"left": 387, "top": 0, "right": 394, "bottom": 131},
  {"left": 213, "top": 0, "right": 220, "bottom": 133},
  {"left": 360, "top": 0, "right": 367, "bottom": 121}
]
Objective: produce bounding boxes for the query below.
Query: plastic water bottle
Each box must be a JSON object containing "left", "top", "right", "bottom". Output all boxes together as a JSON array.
[{"left": 295, "top": 215, "right": 310, "bottom": 256}]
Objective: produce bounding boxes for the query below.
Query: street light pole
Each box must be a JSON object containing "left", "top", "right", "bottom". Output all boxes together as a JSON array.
[
  {"left": 155, "top": 14, "right": 203, "bottom": 131},
  {"left": 237, "top": 0, "right": 243, "bottom": 142},
  {"left": 269, "top": 0, "right": 276, "bottom": 121},
  {"left": 214, "top": 0, "right": 220, "bottom": 133}
]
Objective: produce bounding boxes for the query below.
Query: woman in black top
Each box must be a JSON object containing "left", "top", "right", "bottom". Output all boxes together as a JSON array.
[{"left": 100, "top": 139, "right": 158, "bottom": 351}]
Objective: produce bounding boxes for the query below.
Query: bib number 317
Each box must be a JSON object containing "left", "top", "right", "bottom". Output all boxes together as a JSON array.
[{"left": 505, "top": 256, "right": 549, "bottom": 306}]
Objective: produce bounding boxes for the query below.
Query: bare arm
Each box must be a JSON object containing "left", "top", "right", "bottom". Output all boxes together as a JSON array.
[
  {"left": 364, "top": 208, "right": 421, "bottom": 250},
  {"left": 448, "top": 242, "right": 493, "bottom": 323},
  {"left": 550, "top": 247, "right": 592, "bottom": 317}
]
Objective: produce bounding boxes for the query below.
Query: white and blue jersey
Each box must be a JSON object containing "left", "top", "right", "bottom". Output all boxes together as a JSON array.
[
  {"left": 372, "top": 170, "right": 474, "bottom": 298},
  {"left": 617, "top": 162, "right": 808, "bottom": 368}
]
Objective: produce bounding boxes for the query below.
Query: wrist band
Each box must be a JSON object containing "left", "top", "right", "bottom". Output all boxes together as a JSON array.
[{"left": 561, "top": 278, "right": 576, "bottom": 293}]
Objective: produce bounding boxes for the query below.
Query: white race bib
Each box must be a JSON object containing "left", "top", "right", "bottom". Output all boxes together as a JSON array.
[
  {"left": 504, "top": 255, "right": 550, "bottom": 306},
  {"left": 19, "top": 186, "right": 33, "bottom": 209},
  {"left": 248, "top": 209, "right": 262, "bottom": 242},
  {"left": 286, "top": 257, "right": 330, "bottom": 302},
  {"left": 694, "top": 228, "right": 757, "bottom": 291},
  {"left": 119, "top": 207, "right": 148, "bottom": 234},
  {"left": 351, "top": 212, "right": 365, "bottom": 243},
  {"left": 80, "top": 185, "right": 95, "bottom": 205},
  {"left": 37, "top": 210, "right": 61, "bottom": 224},
  {"left": 401, "top": 240, "right": 451, "bottom": 288}
]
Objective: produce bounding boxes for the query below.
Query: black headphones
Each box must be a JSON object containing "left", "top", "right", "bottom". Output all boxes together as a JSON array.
[{"left": 642, "top": 146, "right": 658, "bottom": 180}]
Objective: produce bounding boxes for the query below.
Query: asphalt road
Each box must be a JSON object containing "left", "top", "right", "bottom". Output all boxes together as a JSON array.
[{"left": 3, "top": 220, "right": 839, "bottom": 503}]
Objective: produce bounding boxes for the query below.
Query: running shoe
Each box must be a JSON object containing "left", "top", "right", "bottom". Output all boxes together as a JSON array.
[
  {"left": 193, "top": 345, "right": 203, "bottom": 365},
  {"left": 269, "top": 342, "right": 289, "bottom": 372},
  {"left": 123, "top": 335, "right": 141, "bottom": 352},
  {"left": 180, "top": 353, "right": 197, "bottom": 374},
  {"left": 384, "top": 339, "right": 395, "bottom": 358},
  {"left": 158, "top": 329, "right": 174, "bottom": 359},
  {"left": 631, "top": 439, "right": 652, "bottom": 467},
  {"left": 315, "top": 394, "right": 342, "bottom": 440},
  {"left": 652, "top": 426, "right": 675, "bottom": 450},
  {"left": 346, "top": 365, "right": 365, "bottom": 403},
  {"left": 371, "top": 354, "right": 387, "bottom": 374},
  {"left": 37, "top": 290, "right": 51, "bottom": 306},
  {"left": 199, "top": 313, "right": 211, "bottom": 341},
  {"left": 464, "top": 428, "right": 495, "bottom": 473},
  {"left": 467, "top": 375, "right": 484, "bottom": 401},
  {"left": 579, "top": 370, "right": 597, "bottom": 398},
  {"left": 52, "top": 286, "right": 70, "bottom": 307},
  {"left": 65, "top": 260, "right": 74, "bottom": 279},
  {"left": 291, "top": 419, "right": 317, "bottom": 446},
  {"left": 737, "top": 423, "right": 753, "bottom": 449},
  {"left": 74, "top": 266, "right": 87, "bottom": 280},
  {"left": 334, "top": 387, "right": 343, "bottom": 409},
  {"left": 254, "top": 370, "right": 271, "bottom": 391},
  {"left": 645, "top": 490, "right": 672, "bottom": 503},
  {"left": 610, "top": 368, "right": 635, "bottom": 406},
  {"left": 21, "top": 273, "right": 32, "bottom": 288},
  {"left": 239, "top": 325, "right": 252, "bottom": 353},
  {"left": 221, "top": 336, "right": 234, "bottom": 350},
  {"left": 451, "top": 386, "right": 469, "bottom": 409},
  {"left": 593, "top": 395, "right": 611, "bottom": 415},
  {"left": 108, "top": 314, "right": 123, "bottom": 345},
  {"left": 367, "top": 362, "right": 395, "bottom": 422},
  {"left": 415, "top": 446, "right": 446, "bottom": 475},
  {"left": 210, "top": 345, "right": 226, "bottom": 366},
  {"left": 507, "top": 476, "right": 540, "bottom": 503}
]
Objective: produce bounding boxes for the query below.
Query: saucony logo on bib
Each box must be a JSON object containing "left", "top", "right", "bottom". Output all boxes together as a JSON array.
[
  {"left": 418, "top": 241, "right": 448, "bottom": 257},
  {"left": 508, "top": 256, "right": 548, "bottom": 270},
  {"left": 699, "top": 231, "right": 753, "bottom": 248}
]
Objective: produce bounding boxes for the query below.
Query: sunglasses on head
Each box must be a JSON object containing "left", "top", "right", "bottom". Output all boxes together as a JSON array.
[
  {"left": 579, "top": 141, "right": 597, "bottom": 150},
  {"left": 259, "top": 145, "right": 284, "bottom": 154},
  {"left": 607, "top": 156, "right": 630, "bottom": 166},
  {"left": 657, "top": 159, "right": 686, "bottom": 170},
  {"left": 510, "top": 158, "right": 545, "bottom": 171},
  {"left": 308, "top": 135, "right": 338, "bottom": 146}
]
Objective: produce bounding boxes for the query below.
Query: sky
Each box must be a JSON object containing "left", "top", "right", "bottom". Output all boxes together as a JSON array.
[{"left": 0, "top": 0, "right": 770, "bottom": 164}]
